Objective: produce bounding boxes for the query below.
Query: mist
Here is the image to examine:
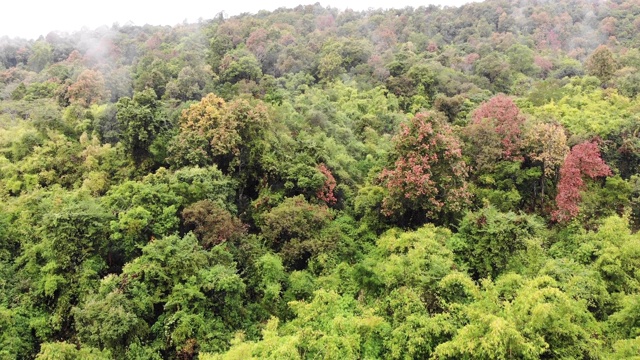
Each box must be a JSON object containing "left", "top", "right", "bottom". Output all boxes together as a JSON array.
[{"left": 1, "top": 0, "right": 479, "bottom": 39}]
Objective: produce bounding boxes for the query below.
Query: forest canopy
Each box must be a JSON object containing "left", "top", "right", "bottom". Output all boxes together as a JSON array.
[{"left": 2, "top": 0, "right": 640, "bottom": 358}]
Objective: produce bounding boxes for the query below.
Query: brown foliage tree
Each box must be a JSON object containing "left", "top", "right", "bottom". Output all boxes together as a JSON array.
[
  {"left": 67, "top": 69, "right": 109, "bottom": 107},
  {"left": 182, "top": 200, "right": 246, "bottom": 248}
]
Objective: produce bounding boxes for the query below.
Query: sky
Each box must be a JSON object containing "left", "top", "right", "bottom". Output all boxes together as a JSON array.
[{"left": 0, "top": 0, "right": 478, "bottom": 40}]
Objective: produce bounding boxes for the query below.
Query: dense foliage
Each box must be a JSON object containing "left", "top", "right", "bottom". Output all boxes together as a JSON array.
[{"left": 2, "top": 0, "right": 640, "bottom": 358}]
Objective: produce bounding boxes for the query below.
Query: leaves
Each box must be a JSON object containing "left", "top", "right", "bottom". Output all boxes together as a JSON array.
[
  {"left": 116, "top": 88, "right": 164, "bottom": 165},
  {"left": 4, "top": 2, "right": 640, "bottom": 359},
  {"left": 380, "top": 111, "right": 470, "bottom": 224},
  {"left": 554, "top": 141, "right": 612, "bottom": 222},
  {"left": 586, "top": 45, "right": 617, "bottom": 83}
]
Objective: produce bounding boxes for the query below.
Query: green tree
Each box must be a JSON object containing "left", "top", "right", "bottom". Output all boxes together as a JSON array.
[
  {"left": 165, "top": 65, "right": 213, "bottom": 101},
  {"left": 474, "top": 53, "right": 512, "bottom": 92},
  {"left": 449, "top": 206, "right": 543, "bottom": 279},
  {"left": 116, "top": 88, "right": 165, "bottom": 165},
  {"left": 28, "top": 41, "right": 53, "bottom": 73},
  {"left": 17, "top": 195, "right": 112, "bottom": 336},
  {"left": 434, "top": 276, "right": 601, "bottom": 359},
  {"left": 207, "top": 290, "right": 387, "bottom": 359},
  {"left": 218, "top": 48, "right": 263, "bottom": 84},
  {"left": 506, "top": 44, "right": 537, "bottom": 77},
  {"left": 317, "top": 51, "right": 345, "bottom": 81},
  {"left": 103, "top": 178, "right": 183, "bottom": 260},
  {"left": 357, "top": 225, "right": 455, "bottom": 299},
  {"left": 522, "top": 121, "right": 569, "bottom": 206},
  {"left": 586, "top": 45, "right": 617, "bottom": 84},
  {"left": 259, "top": 195, "right": 333, "bottom": 269},
  {"left": 36, "top": 342, "right": 111, "bottom": 360},
  {"left": 72, "top": 279, "right": 148, "bottom": 357},
  {"left": 169, "top": 93, "right": 270, "bottom": 204},
  {"left": 0, "top": 306, "right": 34, "bottom": 359}
]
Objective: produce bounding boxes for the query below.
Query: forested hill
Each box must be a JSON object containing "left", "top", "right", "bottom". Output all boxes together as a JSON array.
[{"left": 2, "top": 0, "right": 640, "bottom": 358}]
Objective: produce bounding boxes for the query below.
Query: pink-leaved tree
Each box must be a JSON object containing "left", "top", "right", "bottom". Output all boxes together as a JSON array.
[
  {"left": 553, "top": 141, "right": 612, "bottom": 222},
  {"left": 380, "top": 111, "right": 470, "bottom": 223},
  {"left": 471, "top": 93, "right": 526, "bottom": 160},
  {"left": 316, "top": 163, "right": 337, "bottom": 205}
]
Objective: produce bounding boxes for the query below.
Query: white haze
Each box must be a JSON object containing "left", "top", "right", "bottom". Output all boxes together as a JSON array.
[{"left": 1, "top": 0, "right": 478, "bottom": 40}]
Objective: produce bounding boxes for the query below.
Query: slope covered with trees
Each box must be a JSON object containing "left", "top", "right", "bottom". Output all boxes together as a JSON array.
[{"left": 1, "top": 0, "right": 640, "bottom": 358}]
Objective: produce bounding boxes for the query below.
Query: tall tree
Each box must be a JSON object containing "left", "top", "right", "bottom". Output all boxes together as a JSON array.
[
  {"left": 67, "top": 69, "right": 109, "bottom": 107},
  {"left": 379, "top": 111, "right": 470, "bottom": 225},
  {"left": 586, "top": 45, "right": 617, "bottom": 84},
  {"left": 27, "top": 41, "right": 53, "bottom": 73},
  {"left": 116, "top": 88, "right": 165, "bottom": 165},
  {"left": 522, "top": 122, "right": 570, "bottom": 207},
  {"left": 554, "top": 141, "right": 612, "bottom": 222},
  {"left": 470, "top": 94, "right": 526, "bottom": 161},
  {"left": 169, "top": 93, "right": 270, "bottom": 200}
]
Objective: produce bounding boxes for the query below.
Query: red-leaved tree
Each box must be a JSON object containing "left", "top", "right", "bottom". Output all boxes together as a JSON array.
[
  {"left": 316, "top": 163, "right": 337, "bottom": 205},
  {"left": 553, "top": 141, "right": 612, "bottom": 223},
  {"left": 471, "top": 94, "right": 526, "bottom": 160},
  {"left": 379, "top": 111, "right": 470, "bottom": 223}
]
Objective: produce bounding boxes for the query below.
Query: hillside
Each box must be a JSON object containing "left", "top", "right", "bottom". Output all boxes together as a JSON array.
[{"left": 1, "top": 0, "right": 640, "bottom": 358}]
